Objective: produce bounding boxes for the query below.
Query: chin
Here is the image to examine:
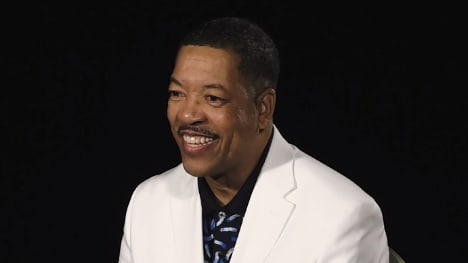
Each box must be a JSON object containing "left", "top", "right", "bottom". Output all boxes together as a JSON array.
[{"left": 182, "top": 163, "right": 208, "bottom": 178}]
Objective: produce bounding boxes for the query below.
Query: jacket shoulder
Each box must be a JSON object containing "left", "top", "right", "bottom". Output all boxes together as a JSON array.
[
  {"left": 130, "top": 164, "right": 195, "bottom": 201},
  {"left": 292, "top": 148, "right": 378, "bottom": 206}
]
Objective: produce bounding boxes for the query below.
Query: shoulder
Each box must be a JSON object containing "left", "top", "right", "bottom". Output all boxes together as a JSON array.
[
  {"left": 270, "top": 126, "right": 377, "bottom": 206},
  {"left": 129, "top": 164, "right": 195, "bottom": 202},
  {"left": 289, "top": 148, "right": 386, "bottom": 239},
  {"left": 291, "top": 148, "right": 379, "bottom": 210}
]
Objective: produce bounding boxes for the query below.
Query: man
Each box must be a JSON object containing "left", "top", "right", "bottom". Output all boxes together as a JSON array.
[{"left": 118, "top": 16, "right": 389, "bottom": 263}]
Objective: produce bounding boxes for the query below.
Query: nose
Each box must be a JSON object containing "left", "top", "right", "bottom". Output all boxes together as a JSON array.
[{"left": 176, "top": 96, "right": 206, "bottom": 125}]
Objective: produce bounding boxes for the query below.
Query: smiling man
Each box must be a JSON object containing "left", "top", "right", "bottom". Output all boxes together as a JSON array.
[
  {"left": 167, "top": 44, "right": 273, "bottom": 205},
  {"left": 118, "top": 17, "right": 389, "bottom": 263}
]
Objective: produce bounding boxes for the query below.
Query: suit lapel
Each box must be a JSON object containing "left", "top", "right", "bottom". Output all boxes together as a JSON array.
[
  {"left": 168, "top": 126, "right": 296, "bottom": 263},
  {"left": 169, "top": 170, "right": 205, "bottom": 263},
  {"left": 230, "top": 126, "right": 297, "bottom": 263}
]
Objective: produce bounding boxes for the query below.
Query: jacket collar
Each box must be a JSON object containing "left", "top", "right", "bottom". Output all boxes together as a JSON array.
[
  {"left": 169, "top": 125, "right": 297, "bottom": 263},
  {"left": 229, "top": 125, "right": 297, "bottom": 263}
]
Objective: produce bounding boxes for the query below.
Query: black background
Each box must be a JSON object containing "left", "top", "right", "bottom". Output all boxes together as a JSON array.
[{"left": 3, "top": 2, "right": 466, "bottom": 262}]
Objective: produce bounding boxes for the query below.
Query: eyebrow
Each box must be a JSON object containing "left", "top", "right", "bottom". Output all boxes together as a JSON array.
[
  {"left": 169, "top": 76, "right": 182, "bottom": 87},
  {"left": 169, "top": 76, "right": 227, "bottom": 91}
]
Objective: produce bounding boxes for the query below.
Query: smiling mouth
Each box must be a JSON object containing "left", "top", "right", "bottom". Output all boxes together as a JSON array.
[
  {"left": 183, "top": 135, "right": 215, "bottom": 147},
  {"left": 178, "top": 126, "right": 218, "bottom": 148}
]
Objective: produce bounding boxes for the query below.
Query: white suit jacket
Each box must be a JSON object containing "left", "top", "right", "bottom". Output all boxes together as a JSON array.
[{"left": 118, "top": 126, "right": 389, "bottom": 262}]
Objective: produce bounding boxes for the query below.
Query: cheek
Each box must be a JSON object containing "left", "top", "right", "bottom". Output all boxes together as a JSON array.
[
  {"left": 216, "top": 111, "right": 257, "bottom": 140},
  {"left": 236, "top": 107, "right": 257, "bottom": 127}
]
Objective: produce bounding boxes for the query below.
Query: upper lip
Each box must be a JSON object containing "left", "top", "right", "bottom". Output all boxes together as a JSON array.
[{"left": 178, "top": 127, "right": 218, "bottom": 138}]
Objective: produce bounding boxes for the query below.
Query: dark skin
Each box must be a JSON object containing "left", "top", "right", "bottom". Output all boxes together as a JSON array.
[{"left": 167, "top": 45, "right": 276, "bottom": 205}]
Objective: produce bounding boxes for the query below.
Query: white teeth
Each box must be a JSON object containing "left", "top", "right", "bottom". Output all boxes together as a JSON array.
[{"left": 183, "top": 135, "right": 214, "bottom": 145}]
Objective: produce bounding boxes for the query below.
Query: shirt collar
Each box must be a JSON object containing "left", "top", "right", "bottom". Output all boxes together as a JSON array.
[{"left": 198, "top": 130, "right": 274, "bottom": 217}]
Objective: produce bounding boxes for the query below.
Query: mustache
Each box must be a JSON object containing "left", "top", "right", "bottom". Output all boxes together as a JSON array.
[{"left": 178, "top": 125, "right": 218, "bottom": 137}]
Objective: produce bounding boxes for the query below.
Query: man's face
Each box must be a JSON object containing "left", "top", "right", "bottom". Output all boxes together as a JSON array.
[{"left": 167, "top": 45, "right": 260, "bottom": 179}]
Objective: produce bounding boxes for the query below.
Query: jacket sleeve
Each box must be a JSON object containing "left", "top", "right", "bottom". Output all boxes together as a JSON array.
[
  {"left": 317, "top": 200, "right": 389, "bottom": 263},
  {"left": 118, "top": 191, "right": 136, "bottom": 263}
]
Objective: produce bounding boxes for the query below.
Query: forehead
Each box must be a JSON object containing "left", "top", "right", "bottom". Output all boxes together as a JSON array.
[{"left": 173, "top": 45, "right": 241, "bottom": 81}]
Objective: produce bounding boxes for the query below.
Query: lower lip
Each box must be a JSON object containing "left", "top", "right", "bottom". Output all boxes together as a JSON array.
[{"left": 181, "top": 140, "right": 215, "bottom": 155}]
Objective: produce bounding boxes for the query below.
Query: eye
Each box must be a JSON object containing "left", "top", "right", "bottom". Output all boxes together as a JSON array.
[
  {"left": 168, "top": 90, "right": 184, "bottom": 100},
  {"left": 206, "top": 95, "right": 227, "bottom": 106},
  {"left": 207, "top": 95, "right": 221, "bottom": 102}
]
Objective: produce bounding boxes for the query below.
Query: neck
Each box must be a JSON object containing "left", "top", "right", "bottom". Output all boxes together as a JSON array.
[
  {"left": 204, "top": 178, "right": 239, "bottom": 206},
  {"left": 204, "top": 125, "right": 273, "bottom": 205}
]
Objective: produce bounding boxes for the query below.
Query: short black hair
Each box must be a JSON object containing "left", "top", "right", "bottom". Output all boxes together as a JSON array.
[{"left": 179, "top": 16, "right": 280, "bottom": 98}]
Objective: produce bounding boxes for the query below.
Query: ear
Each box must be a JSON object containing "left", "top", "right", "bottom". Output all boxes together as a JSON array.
[{"left": 256, "top": 88, "right": 276, "bottom": 132}]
